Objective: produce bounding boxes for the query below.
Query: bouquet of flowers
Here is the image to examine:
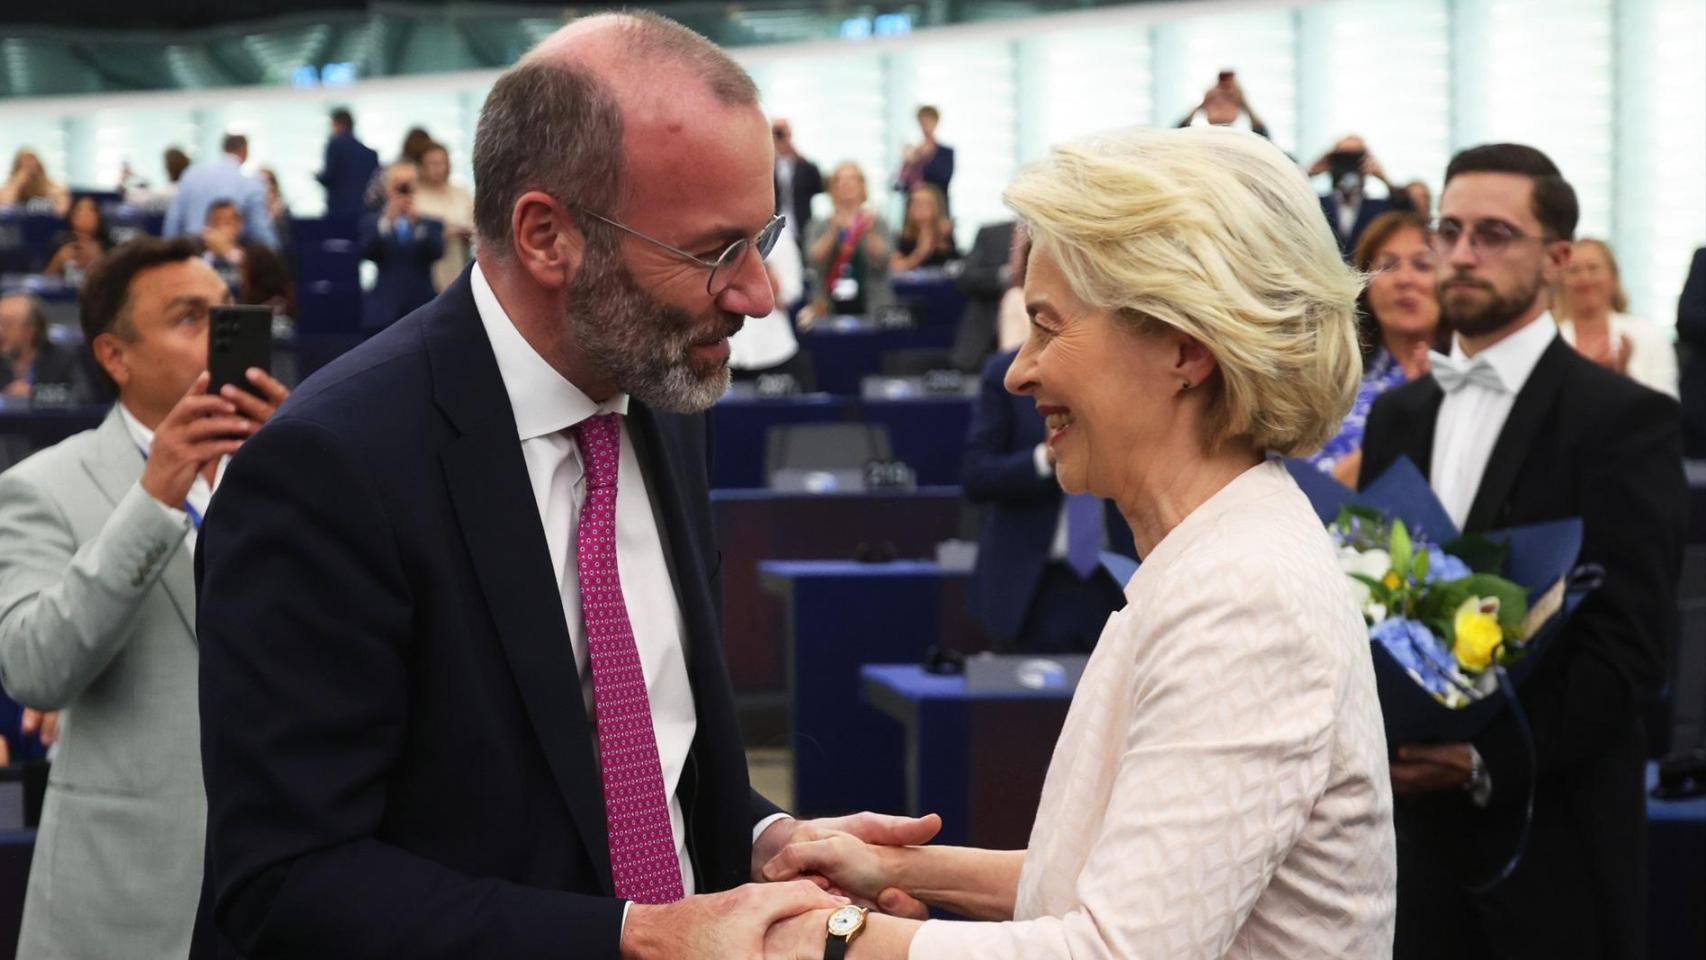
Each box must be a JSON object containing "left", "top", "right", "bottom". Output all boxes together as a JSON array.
[{"left": 1286, "top": 457, "right": 1589, "bottom": 745}]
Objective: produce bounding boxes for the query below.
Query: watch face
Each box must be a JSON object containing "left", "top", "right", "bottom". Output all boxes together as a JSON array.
[{"left": 827, "top": 906, "right": 865, "bottom": 937}]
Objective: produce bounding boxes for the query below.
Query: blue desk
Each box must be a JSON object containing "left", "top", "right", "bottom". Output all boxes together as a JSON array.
[
  {"left": 861, "top": 664, "right": 1070, "bottom": 849},
  {"left": 798, "top": 323, "right": 957, "bottom": 396},
  {"left": 760, "top": 561, "right": 976, "bottom": 815},
  {"left": 890, "top": 272, "right": 967, "bottom": 329},
  {"left": 1647, "top": 765, "right": 1706, "bottom": 960},
  {"left": 711, "top": 395, "right": 971, "bottom": 489},
  {"left": 0, "top": 403, "right": 105, "bottom": 449},
  {"left": 714, "top": 488, "right": 967, "bottom": 693}
]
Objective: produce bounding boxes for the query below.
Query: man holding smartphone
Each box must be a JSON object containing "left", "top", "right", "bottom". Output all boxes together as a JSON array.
[{"left": 0, "top": 237, "right": 289, "bottom": 959}]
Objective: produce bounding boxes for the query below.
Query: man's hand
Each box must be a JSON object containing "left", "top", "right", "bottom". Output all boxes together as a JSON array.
[
  {"left": 620, "top": 880, "right": 843, "bottom": 960},
  {"left": 763, "top": 907, "right": 834, "bottom": 960},
  {"left": 220, "top": 367, "right": 290, "bottom": 428},
  {"left": 140, "top": 373, "right": 254, "bottom": 509},
  {"left": 1390, "top": 743, "right": 1474, "bottom": 794},
  {"left": 201, "top": 225, "right": 240, "bottom": 258},
  {"left": 386, "top": 194, "right": 415, "bottom": 222},
  {"left": 1360, "top": 152, "right": 1389, "bottom": 185},
  {"left": 753, "top": 812, "right": 940, "bottom": 884},
  {"left": 21, "top": 708, "right": 59, "bottom": 746}
]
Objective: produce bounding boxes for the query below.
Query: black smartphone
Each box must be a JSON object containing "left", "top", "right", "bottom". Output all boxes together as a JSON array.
[{"left": 208, "top": 305, "right": 273, "bottom": 400}]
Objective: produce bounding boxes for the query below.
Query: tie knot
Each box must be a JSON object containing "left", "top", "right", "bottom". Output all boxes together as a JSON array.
[{"left": 572, "top": 413, "right": 622, "bottom": 490}]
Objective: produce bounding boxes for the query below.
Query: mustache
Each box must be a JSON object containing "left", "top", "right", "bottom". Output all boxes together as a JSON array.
[
  {"left": 687, "top": 312, "right": 745, "bottom": 347},
  {"left": 1439, "top": 272, "right": 1493, "bottom": 290}
]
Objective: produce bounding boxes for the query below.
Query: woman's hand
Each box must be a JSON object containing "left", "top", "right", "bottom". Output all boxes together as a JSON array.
[{"left": 763, "top": 824, "right": 898, "bottom": 904}]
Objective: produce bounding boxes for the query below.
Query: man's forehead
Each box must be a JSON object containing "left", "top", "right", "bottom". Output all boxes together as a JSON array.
[
  {"left": 1441, "top": 172, "right": 1538, "bottom": 226},
  {"left": 135, "top": 258, "right": 226, "bottom": 302},
  {"left": 619, "top": 98, "right": 773, "bottom": 226}
]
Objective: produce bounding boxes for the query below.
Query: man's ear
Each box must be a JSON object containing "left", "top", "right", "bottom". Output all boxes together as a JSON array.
[
  {"left": 91, "top": 332, "right": 131, "bottom": 391},
  {"left": 511, "top": 190, "right": 585, "bottom": 290},
  {"left": 1541, "top": 238, "right": 1572, "bottom": 286}
]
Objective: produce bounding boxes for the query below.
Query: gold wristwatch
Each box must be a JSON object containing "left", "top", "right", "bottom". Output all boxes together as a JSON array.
[{"left": 824, "top": 904, "right": 869, "bottom": 960}]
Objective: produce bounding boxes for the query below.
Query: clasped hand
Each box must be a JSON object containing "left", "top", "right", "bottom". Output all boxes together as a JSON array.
[{"left": 758, "top": 813, "right": 938, "bottom": 959}]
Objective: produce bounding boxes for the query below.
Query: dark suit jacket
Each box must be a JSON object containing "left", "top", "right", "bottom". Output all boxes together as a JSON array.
[
  {"left": 1678, "top": 246, "right": 1706, "bottom": 457},
  {"left": 318, "top": 131, "right": 380, "bottom": 219},
  {"left": 1360, "top": 336, "right": 1686, "bottom": 953},
  {"left": 3, "top": 340, "right": 78, "bottom": 397},
  {"left": 963, "top": 350, "right": 1135, "bottom": 644},
  {"left": 774, "top": 155, "right": 823, "bottom": 239},
  {"left": 359, "top": 213, "right": 445, "bottom": 332},
  {"left": 1320, "top": 193, "right": 1391, "bottom": 260},
  {"left": 949, "top": 221, "right": 1016, "bottom": 373},
  {"left": 192, "top": 269, "right": 780, "bottom": 959}
]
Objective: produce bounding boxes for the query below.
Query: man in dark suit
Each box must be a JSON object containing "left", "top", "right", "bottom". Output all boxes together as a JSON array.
[
  {"left": 1360, "top": 144, "right": 1686, "bottom": 960},
  {"left": 964, "top": 349, "right": 1136, "bottom": 652},
  {"left": 1678, "top": 246, "right": 1706, "bottom": 457},
  {"left": 949, "top": 220, "right": 1016, "bottom": 373},
  {"left": 895, "top": 105, "right": 954, "bottom": 211},
  {"left": 193, "top": 13, "right": 933, "bottom": 960},
  {"left": 358, "top": 161, "right": 445, "bottom": 333},
  {"left": 318, "top": 107, "right": 380, "bottom": 220},
  {"left": 771, "top": 119, "right": 822, "bottom": 256}
]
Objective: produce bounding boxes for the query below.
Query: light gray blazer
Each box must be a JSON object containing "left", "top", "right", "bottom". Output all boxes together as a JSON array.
[{"left": 0, "top": 406, "right": 205, "bottom": 960}]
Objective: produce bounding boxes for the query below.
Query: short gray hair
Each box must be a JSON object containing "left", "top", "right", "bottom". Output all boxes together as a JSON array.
[{"left": 472, "top": 11, "right": 759, "bottom": 257}]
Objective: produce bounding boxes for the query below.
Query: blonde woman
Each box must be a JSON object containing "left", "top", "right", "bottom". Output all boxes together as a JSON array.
[
  {"left": 0, "top": 149, "right": 71, "bottom": 217},
  {"left": 762, "top": 125, "right": 1395, "bottom": 959},
  {"left": 1556, "top": 238, "right": 1677, "bottom": 397}
]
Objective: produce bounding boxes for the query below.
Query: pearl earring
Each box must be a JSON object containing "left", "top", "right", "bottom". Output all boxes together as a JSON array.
[{"left": 1179, "top": 379, "right": 1191, "bottom": 391}]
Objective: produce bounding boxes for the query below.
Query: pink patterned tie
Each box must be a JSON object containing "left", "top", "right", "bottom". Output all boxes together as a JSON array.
[{"left": 572, "top": 413, "right": 685, "bottom": 904}]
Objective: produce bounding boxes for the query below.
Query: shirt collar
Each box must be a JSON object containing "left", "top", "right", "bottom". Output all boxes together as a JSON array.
[
  {"left": 117, "top": 401, "right": 154, "bottom": 455},
  {"left": 470, "top": 263, "right": 629, "bottom": 441},
  {"left": 1450, "top": 310, "right": 1556, "bottom": 394}
]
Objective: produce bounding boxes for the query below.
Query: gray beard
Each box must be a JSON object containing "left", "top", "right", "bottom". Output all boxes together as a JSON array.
[{"left": 568, "top": 248, "right": 740, "bottom": 413}]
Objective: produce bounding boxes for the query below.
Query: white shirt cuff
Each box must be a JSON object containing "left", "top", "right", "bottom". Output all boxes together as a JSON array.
[
  {"left": 753, "top": 812, "right": 793, "bottom": 847},
  {"left": 1032, "top": 443, "right": 1053, "bottom": 479}
]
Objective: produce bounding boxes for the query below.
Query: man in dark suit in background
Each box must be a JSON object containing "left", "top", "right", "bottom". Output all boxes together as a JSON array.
[
  {"left": 358, "top": 161, "right": 445, "bottom": 333},
  {"left": 193, "top": 13, "right": 932, "bottom": 960},
  {"left": 949, "top": 220, "right": 1016, "bottom": 373},
  {"left": 1677, "top": 246, "right": 1706, "bottom": 458},
  {"left": 963, "top": 348, "right": 1136, "bottom": 653},
  {"left": 771, "top": 118, "right": 822, "bottom": 256},
  {"left": 1312, "top": 135, "right": 1394, "bottom": 260},
  {"left": 1361, "top": 143, "right": 1686, "bottom": 960},
  {"left": 317, "top": 107, "right": 380, "bottom": 220}
]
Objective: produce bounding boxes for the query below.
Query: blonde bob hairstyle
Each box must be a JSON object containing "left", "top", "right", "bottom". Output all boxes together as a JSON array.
[{"left": 1003, "top": 125, "right": 1364, "bottom": 457}]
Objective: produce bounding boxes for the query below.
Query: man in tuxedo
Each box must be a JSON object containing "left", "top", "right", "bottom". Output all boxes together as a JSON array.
[
  {"left": 358, "top": 161, "right": 445, "bottom": 332},
  {"left": 1360, "top": 143, "right": 1686, "bottom": 960},
  {"left": 964, "top": 348, "right": 1135, "bottom": 652},
  {"left": 193, "top": 13, "right": 933, "bottom": 960},
  {"left": 771, "top": 119, "right": 822, "bottom": 257},
  {"left": 318, "top": 107, "right": 380, "bottom": 220}
]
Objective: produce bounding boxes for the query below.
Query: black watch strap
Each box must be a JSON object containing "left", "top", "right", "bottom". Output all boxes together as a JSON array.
[{"left": 825, "top": 932, "right": 851, "bottom": 960}]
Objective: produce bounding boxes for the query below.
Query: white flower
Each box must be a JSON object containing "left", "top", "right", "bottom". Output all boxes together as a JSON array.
[{"left": 1338, "top": 545, "right": 1393, "bottom": 622}]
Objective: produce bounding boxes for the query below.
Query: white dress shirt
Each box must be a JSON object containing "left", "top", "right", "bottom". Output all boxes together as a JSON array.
[
  {"left": 728, "top": 221, "right": 803, "bottom": 370},
  {"left": 118, "top": 403, "right": 224, "bottom": 554},
  {"left": 1430, "top": 312, "right": 1557, "bottom": 530},
  {"left": 471, "top": 264, "right": 702, "bottom": 894}
]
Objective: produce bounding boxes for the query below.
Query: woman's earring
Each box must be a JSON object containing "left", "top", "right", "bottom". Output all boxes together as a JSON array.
[{"left": 1179, "top": 378, "right": 1192, "bottom": 391}]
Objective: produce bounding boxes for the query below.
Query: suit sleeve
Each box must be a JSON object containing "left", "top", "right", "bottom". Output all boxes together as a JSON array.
[
  {"left": 357, "top": 214, "right": 387, "bottom": 262},
  {"left": 197, "top": 416, "right": 625, "bottom": 959},
  {"left": 419, "top": 220, "right": 447, "bottom": 262},
  {"left": 1356, "top": 392, "right": 1401, "bottom": 491},
  {"left": 0, "top": 475, "right": 190, "bottom": 709},
  {"left": 961, "top": 355, "right": 1057, "bottom": 504},
  {"left": 1475, "top": 388, "right": 1686, "bottom": 790},
  {"left": 1677, "top": 248, "right": 1706, "bottom": 347}
]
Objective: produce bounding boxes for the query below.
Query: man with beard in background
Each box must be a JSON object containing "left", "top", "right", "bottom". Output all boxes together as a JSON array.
[
  {"left": 191, "top": 12, "right": 936, "bottom": 959},
  {"left": 1361, "top": 144, "right": 1684, "bottom": 960}
]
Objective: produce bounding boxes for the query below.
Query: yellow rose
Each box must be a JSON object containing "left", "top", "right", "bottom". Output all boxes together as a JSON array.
[
  {"left": 1382, "top": 571, "right": 1402, "bottom": 591},
  {"left": 1453, "top": 598, "right": 1504, "bottom": 672}
]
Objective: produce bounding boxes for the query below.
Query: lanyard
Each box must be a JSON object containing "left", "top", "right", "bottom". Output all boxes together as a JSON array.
[{"left": 135, "top": 444, "right": 205, "bottom": 531}]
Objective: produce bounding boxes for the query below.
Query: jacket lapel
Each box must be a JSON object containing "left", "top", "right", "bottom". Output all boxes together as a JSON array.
[
  {"left": 81, "top": 407, "right": 197, "bottom": 638},
  {"left": 1463, "top": 338, "right": 1571, "bottom": 533},
  {"left": 426, "top": 276, "right": 613, "bottom": 894},
  {"left": 1402, "top": 380, "right": 1444, "bottom": 479}
]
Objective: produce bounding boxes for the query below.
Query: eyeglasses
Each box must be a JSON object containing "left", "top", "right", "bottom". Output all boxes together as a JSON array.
[
  {"left": 1429, "top": 218, "right": 1544, "bottom": 260},
  {"left": 577, "top": 209, "right": 786, "bottom": 296}
]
